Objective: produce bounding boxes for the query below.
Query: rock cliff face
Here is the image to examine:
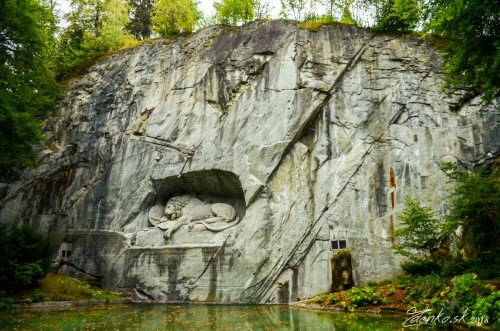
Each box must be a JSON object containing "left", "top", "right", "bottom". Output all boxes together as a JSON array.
[{"left": 1, "top": 21, "right": 498, "bottom": 303}]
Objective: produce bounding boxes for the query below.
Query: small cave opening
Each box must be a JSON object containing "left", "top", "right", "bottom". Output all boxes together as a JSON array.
[{"left": 152, "top": 170, "right": 246, "bottom": 219}]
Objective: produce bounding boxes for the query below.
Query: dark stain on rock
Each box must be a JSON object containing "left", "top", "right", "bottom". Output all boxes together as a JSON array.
[
  {"left": 278, "top": 281, "right": 289, "bottom": 303},
  {"left": 330, "top": 250, "right": 354, "bottom": 292},
  {"left": 33, "top": 168, "right": 76, "bottom": 215},
  {"left": 375, "top": 162, "right": 387, "bottom": 217},
  {"left": 166, "top": 248, "right": 184, "bottom": 301},
  {"left": 202, "top": 247, "right": 219, "bottom": 302},
  {"left": 404, "top": 163, "right": 411, "bottom": 186},
  {"left": 389, "top": 214, "right": 395, "bottom": 245}
]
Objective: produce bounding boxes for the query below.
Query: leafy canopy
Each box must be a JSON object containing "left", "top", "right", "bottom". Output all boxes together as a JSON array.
[
  {"left": 374, "top": 0, "right": 421, "bottom": 33},
  {"left": 0, "top": 0, "right": 60, "bottom": 180},
  {"left": 441, "top": 161, "right": 500, "bottom": 258},
  {"left": 126, "top": 0, "right": 153, "bottom": 39},
  {"left": 214, "top": 0, "right": 256, "bottom": 26},
  {"left": 0, "top": 225, "right": 54, "bottom": 290},
  {"left": 56, "top": 0, "right": 136, "bottom": 79},
  {"left": 151, "top": 0, "right": 200, "bottom": 37},
  {"left": 394, "top": 196, "right": 443, "bottom": 260},
  {"left": 425, "top": 0, "right": 499, "bottom": 101}
]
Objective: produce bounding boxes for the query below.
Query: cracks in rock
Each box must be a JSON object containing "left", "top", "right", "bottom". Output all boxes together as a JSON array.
[
  {"left": 262, "top": 33, "right": 377, "bottom": 189},
  {"left": 55, "top": 260, "right": 104, "bottom": 280},
  {"left": 58, "top": 163, "right": 106, "bottom": 216},
  {"left": 127, "top": 134, "right": 195, "bottom": 158},
  {"left": 241, "top": 34, "right": 382, "bottom": 301},
  {"left": 250, "top": 34, "right": 443, "bottom": 303}
]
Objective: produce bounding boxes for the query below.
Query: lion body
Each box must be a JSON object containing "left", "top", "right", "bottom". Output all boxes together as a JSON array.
[{"left": 159, "top": 195, "right": 239, "bottom": 239}]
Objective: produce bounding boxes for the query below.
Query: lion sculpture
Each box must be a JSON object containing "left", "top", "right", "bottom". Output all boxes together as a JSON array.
[{"left": 157, "top": 195, "right": 240, "bottom": 239}]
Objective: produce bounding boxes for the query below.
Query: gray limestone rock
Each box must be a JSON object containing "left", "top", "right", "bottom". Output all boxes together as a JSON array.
[{"left": 0, "top": 21, "right": 498, "bottom": 303}]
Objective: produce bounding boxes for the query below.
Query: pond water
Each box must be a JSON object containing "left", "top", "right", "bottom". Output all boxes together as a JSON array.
[{"left": 0, "top": 304, "right": 411, "bottom": 330}]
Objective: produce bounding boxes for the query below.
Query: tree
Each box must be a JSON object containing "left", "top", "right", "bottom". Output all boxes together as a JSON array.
[
  {"left": 151, "top": 0, "right": 200, "bottom": 37},
  {"left": 56, "top": 0, "right": 134, "bottom": 79},
  {"left": 441, "top": 162, "right": 500, "bottom": 259},
  {"left": 254, "top": 0, "right": 273, "bottom": 19},
  {"left": 374, "top": 0, "right": 421, "bottom": 33},
  {"left": 126, "top": 0, "right": 153, "bottom": 39},
  {"left": 214, "top": 0, "right": 256, "bottom": 26},
  {"left": 280, "top": 0, "right": 316, "bottom": 21},
  {"left": 98, "top": 0, "right": 134, "bottom": 52},
  {"left": 0, "top": 225, "right": 54, "bottom": 290},
  {"left": 0, "top": 0, "right": 60, "bottom": 181},
  {"left": 394, "top": 196, "right": 443, "bottom": 260},
  {"left": 424, "top": 0, "right": 499, "bottom": 100}
]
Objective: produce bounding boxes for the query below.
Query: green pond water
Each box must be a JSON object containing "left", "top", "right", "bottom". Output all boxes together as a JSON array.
[{"left": 0, "top": 304, "right": 412, "bottom": 330}]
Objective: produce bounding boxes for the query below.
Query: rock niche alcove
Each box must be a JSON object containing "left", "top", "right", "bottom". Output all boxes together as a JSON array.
[{"left": 121, "top": 170, "right": 246, "bottom": 301}]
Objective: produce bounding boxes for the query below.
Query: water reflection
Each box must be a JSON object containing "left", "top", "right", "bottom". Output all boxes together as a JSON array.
[{"left": 0, "top": 304, "right": 409, "bottom": 330}]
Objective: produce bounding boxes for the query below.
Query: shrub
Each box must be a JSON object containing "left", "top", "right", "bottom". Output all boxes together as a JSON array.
[
  {"left": 442, "top": 258, "right": 500, "bottom": 279},
  {"left": 441, "top": 258, "right": 468, "bottom": 277},
  {"left": 401, "top": 259, "right": 441, "bottom": 276},
  {"left": 342, "top": 287, "right": 387, "bottom": 311},
  {"left": 0, "top": 225, "right": 54, "bottom": 290},
  {"left": 471, "top": 290, "right": 500, "bottom": 328},
  {"left": 404, "top": 274, "right": 446, "bottom": 300},
  {"left": 394, "top": 196, "right": 443, "bottom": 261}
]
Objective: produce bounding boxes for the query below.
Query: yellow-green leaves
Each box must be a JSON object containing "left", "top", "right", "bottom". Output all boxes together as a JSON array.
[
  {"left": 214, "top": 0, "right": 256, "bottom": 26},
  {"left": 151, "top": 0, "right": 200, "bottom": 37},
  {"left": 98, "top": 0, "right": 135, "bottom": 52}
]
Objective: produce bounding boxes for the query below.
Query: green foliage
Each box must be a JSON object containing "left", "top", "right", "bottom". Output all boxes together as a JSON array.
[
  {"left": 471, "top": 290, "right": 500, "bottom": 328},
  {"left": 98, "top": 0, "right": 135, "bottom": 52},
  {"left": 0, "top": 0, "right": 60, "bottom": 180},
  {"left": 441, "top": 162, "right": 500, "bottom": 258},
  {"left": 342, "top": 287, "right": 387, "bottom": 310},
  {"left": 424, "top": 0, "right": 499, "bottom": 100},
  {"left": 309, "top": 286, "right": 387, "bottom": 311},
  {"left": 367, "top": 279, "right": 393, "bottom": 287},
  {"left": 322, "top": 0, "right": 359, "bottom": 24},
  {"left": 280, "top": 0, "right": 314, "bottom": 21},
  {"left": 374, "top": 0, "right": 421, "bottom": 33},
  {"left": 297, "top": 13, "right": 336, "bottom": 31},
  {"left": 0, "top": 225, "right": 54, "bottom": 290},
  {"left": 0, "top": 291, "right": 15, "bottom": 311},
  {"left": 37, "top": 273, "right": 121, "bottom": 301},
  {"left": 403, "top": 274, "right": 446, "bottom": 300},
  {"left": 151, "top": 0, "right": 200, "bottom": 37},
  {"left": 441, "top": 258, "right": 468, "bottom": 277},
  {"left": 400, "top": 259, "right": 441, "bottom": 276},
  {"left": 442, "top": 258, "right": 500, "bottom": 279},
  {"left": 126, "top": 0, "right": 152, "bottom": 39},
  {"left": 394, "top": 196, "right": 443, "bottom": 260},
  {"left": 56, "top": 0, "right": 136, "bottom": 79},
  {"left": 214, "top": 0, "right": 255, "bottom": 26},
  {"left": 402, "top": 273, "right": 498, "bottom": 327}
]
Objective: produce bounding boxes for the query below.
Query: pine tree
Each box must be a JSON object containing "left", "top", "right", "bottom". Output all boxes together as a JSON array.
[
  {"left": 126, "top": 0, "right": 153, "bottom": 39},
  {"left": 0, "top": 0, "right": 60, "bottom": 180}
]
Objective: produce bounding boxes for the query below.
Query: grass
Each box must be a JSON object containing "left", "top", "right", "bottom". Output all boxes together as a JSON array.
[
  {"left": 36, "top": 273, "right": 122, "bottom": 301},
  {"left": 0, "top": 273, "right": 123, "bottom": 309}
]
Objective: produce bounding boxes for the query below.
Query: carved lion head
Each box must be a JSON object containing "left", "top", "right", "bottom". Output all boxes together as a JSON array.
[{"left": 164, "top": 195, "right": 193, "bottom": 220}]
